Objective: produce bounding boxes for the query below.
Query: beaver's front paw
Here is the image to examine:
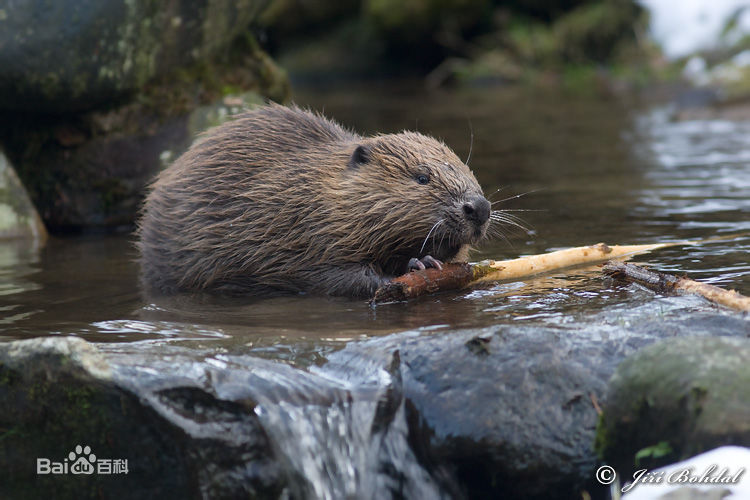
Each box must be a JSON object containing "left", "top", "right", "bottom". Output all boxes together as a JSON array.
[{"left": 407, "top": 255, "right": 444, "bottom": 272}]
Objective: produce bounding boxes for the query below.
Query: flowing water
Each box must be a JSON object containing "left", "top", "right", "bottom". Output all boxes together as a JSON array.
[{"left": 1, "top": 83, "right": 749, "bottom": 497}]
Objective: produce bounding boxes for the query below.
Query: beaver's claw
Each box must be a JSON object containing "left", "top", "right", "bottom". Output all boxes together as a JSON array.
[{"left": 407, "top": 255, "right": 444, "bottom": 272}]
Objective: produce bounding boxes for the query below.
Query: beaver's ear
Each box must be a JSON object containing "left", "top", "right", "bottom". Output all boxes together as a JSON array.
[{"left": 349, "top": 145, "right": 371, "bottom": 169}]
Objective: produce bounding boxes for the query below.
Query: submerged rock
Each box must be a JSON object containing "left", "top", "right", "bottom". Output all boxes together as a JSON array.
[{"left": 596, "top": 337, "right": 750, "bottom": 474}]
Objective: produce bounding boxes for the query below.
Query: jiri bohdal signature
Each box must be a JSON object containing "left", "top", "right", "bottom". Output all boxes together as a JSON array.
[{"left": 622, "top": 465, "right": 745, "bottom": 493}]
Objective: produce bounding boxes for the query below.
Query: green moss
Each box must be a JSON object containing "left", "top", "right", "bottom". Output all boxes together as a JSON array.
[
  {"left": 506, "top": 18, "right": 559, "bottom": 67},
  {"left": 136, "top": 32, "right": 289, "bottom": 120},
  {"left": 93, "top": 178, "right": 129, "bottom": 213},
  {"left": 37, "top": 72, "right": 63, "bottom": 101},
  {"left": 0, "top": 365, "right": 18, "bottom": 386},
  {"left": 635, "top": 441, "right": 673, "bottom": 466},
  {"left": 454, "top": 50, "right": 524, "bottom": 84},
  {"left": 596, "top": 338, "right": 750, "bottom": 472},
  {"left": 0, "top": 425, "right": 24, "bottom": 441},
  {"left": 442, "top": 0, "right": 652, "bottom": 89},
  {"left": 552, "top": 1, "right": 643, "bottom": 64},
  {"left": 593, "top": 412, "right": 609, "bottom": 460},
  {"left": 0, "top": 25, "right": 289, "bottom": 233},
  {"left": 560, "top": 65, "right": 599, "bottom": 92}
]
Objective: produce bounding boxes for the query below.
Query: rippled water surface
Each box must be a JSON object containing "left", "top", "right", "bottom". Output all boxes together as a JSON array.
[{"left": 1, "top": 84, "right": 748, "bottom": 356}]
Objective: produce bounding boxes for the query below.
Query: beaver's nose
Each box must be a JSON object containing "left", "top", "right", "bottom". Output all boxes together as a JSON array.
[{"left": 462, "top": 195, "right": 491, "bottom": 226}]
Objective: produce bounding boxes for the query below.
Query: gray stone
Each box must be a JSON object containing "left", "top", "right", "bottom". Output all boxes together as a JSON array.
[
  {"left": 0, "top": 0, "right": 270, "bottom": 111},
  {"left": 321, "top": 308, "right": 749, "bottom": 499},
  {"left": 597, "top": 337, "right": 750, "bottom": 473},
  {"left": 322, "top": 326, "right": 642, "bottom": 499}
]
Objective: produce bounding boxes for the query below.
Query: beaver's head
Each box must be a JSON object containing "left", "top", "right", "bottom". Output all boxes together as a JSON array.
[{"left": 338, "top": 131, "right": 490, "bottom": 273}]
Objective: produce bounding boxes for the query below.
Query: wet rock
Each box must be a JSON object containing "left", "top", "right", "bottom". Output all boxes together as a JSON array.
[
  {"left": 324, "top": 326, "right": 636, "bottom": 499},
  {"left": 322, "top": 311, "right": 750, "bottom": 500},
  {"left": 0, "top": 337, "right": 286, "bottom": 499},
  {"left": 596, "top": 337, "right": 750, "bottom": 474},
  {"left": 0, "top": 337, "right": 449, "bottom": 499},
  {"left": 0, "top": 0, "right": 271, "bottom": 112},
  {"left": 0, "top": 88, "right": 283, "bottom": 231},
  {"left": 0, "top": 150, "right": 46, "bottom": 240}
]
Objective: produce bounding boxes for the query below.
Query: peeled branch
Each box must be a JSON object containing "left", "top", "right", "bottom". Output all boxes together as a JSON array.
[
  {"left": 603, "top": 261, "right": 750, "bottom": 312},
  {"left": 371, "top": 242, "right": 677, "bottom": 304}
]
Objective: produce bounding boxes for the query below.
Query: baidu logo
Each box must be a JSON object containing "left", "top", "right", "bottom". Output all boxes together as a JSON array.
[{"left": 37, "top": 445, "right": 128, "bottom": 475}]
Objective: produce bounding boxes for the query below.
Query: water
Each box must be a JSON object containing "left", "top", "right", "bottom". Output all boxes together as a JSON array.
[
  {"left": 1, "top": 84, "right": 748, "bottom": 350},
  {"left": 1, "top": 84, "right": 748, "bottom": 497}
]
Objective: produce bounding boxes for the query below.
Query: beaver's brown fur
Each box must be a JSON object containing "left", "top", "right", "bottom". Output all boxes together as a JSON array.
[{"left": 137, "top": 104, "right": 490, "bottom": 298}]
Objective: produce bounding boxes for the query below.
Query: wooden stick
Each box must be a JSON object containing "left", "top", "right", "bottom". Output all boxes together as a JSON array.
[
  {"left": 371, "top": 242, "right": 678, "bottom": 304},
  {"left": 371, "top": 262, "right": 475, "bottom": 304},
  {"left": 473, "top": 242, "right": 677, "bottom": 283},
  {"left": 603, "top": 261, "right": 750, "bottom": 312}
]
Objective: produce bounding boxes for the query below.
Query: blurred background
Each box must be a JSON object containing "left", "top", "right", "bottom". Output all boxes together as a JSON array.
[{"left": 0, "top": 0, "right": 748, "bottom": 236}]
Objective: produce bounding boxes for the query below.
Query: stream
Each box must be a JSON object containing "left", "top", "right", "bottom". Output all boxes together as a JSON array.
[{"left": 1, "top": 84, "right": 748, "bottom": 498}]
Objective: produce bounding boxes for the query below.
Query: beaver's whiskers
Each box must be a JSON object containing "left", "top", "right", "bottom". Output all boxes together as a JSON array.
[
  {"left": 490, "top": 210, "right": 531, "bottom": 232},
  {"left": 491, "top": 189, "right": 541, "bottom": 206},
  {"left": 420, "top": 219, "right": 445, "bottom": 255}
]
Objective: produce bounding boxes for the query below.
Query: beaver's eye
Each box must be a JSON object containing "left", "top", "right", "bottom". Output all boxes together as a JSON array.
[{"left": 416, "top": 174, "right": 430, "bottom": 185}]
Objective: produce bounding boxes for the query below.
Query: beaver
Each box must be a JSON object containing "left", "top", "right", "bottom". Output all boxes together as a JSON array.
[{"left": 137, "top": 104, "right": 491, "bottom": 298}]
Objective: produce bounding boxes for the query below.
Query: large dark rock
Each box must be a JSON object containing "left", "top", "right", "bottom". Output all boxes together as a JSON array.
[
  {"left": 324, "top": 326, "right": 620, "bottom": 499},
  {"left": 596, "top": 337, "right": 750, "bottom": 474},
  {"left": 1, "top": 87, "right": 286, "bottom": 231},
  {"left": 322, "top": 310, "right": 750, "bottom": 499},
  {"left": 0, "top": 0, "right": 270, "bottom": 112},
  {"left": 0, "top": 337, "right": 445, "bottom": 499},
  {"left": 0, "top": 337, "right": 286, "bottom": 499}
]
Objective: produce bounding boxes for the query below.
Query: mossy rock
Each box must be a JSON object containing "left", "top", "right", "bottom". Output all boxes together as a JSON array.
[
  {"left": 0, "top": 0, "right": 273, "bottom": 111},
  {"left": 596, "top": 337, "right": 750, "bottom": 473},
  {"left": 0, "top": 337, "right": 187, "bottom": 499},
  {"left": 0, "top": 337, "right": 286, "bottom": 499},
  {"left": 0, "top": 32, "right": 288, "bottom": 232}
]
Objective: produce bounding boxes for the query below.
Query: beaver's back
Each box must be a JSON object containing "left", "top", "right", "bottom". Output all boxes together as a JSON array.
[{"left": 138, "top": 105, "right": 360, "bottom": 294}]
